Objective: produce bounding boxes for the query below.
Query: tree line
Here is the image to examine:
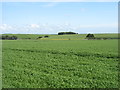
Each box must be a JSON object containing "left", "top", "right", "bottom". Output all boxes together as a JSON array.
[
  {"left": 0, "top": 35, "right": 17, "bottom": 40},
  {"left": 58, "top": 32, "right": 78, "bottom": 35}
]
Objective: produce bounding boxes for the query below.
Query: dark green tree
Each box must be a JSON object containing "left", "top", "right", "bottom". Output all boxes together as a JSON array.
[{"left": 86, "top": 33, "right": 95, "bottom": 40}]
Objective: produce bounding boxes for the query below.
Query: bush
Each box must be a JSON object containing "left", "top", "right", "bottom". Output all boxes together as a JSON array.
[
  {"left": 44, "top": 35, "right": 49, "bottom": 38},
  {"left": 37, "top": 36, "right": 42, "bottom": 39}
]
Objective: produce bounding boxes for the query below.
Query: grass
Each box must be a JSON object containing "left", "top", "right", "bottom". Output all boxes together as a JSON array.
[
  {"left": 2, "top": 36, "right": 118, "bottom": 88},
  {"left": 2, "top": 33, "right": 118, "bottom": 40}
]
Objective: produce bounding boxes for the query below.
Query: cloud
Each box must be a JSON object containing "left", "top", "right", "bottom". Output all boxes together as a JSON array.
[
  {"left": 0, "top": 23, "right": 118, "bottom": 34},
  {"left": 30, "top": 24, "right": 40, "bottom": 28},
  {"left": 0, "top": 24, "right": 13, "bottom": 34},
  {"left": 0, "top": 24, "right": 12, "bottom": 30}
]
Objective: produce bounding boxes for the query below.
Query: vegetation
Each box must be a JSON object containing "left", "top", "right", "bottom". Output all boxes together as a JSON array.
[
  {"left": 2, "top": 34, "right": 118, "bottom": 88},
  {"left": 86, "top": 33, "right": 95, "bottom": 40},
  {"left": 0, "top": 35, "right": 17, "bottom": 40},
  {"left": 44, "top": 35, "right": 49, "bottom": 38},
  {"left": 37, "top": 36, "right": 42, "bottom": 39},
  {"left": 1, "top": 33, "right": 118, "bottom": 40},
  {"left": 85, "top": 33, "right": 119, "bottom": 40},
  {"left": 58, "top": 32, "right": 78, "bottom": 35}
]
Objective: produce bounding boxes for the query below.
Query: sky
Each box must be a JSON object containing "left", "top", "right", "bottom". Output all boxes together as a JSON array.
[
  {"left": 0, "top": 2, "right": 118, "bottom": 34},
  {"left": 1, "top": 0, "right": 120, "bottom": 2}
]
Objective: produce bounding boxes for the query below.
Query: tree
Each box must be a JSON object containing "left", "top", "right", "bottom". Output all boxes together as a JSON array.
[
  {"left": 11, "top": 36, "right": 17, "bottom": 40},
  {"left": 86, "top": 33, "right": 95, "bottom": 40},
  {"left": 2, "top": 35, "right": 6, "bottom": 40}
]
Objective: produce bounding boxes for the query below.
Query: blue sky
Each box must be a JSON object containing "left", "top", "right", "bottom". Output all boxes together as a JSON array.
[{"left": 0, "top": 2, "right": 118, "bottom": 34}]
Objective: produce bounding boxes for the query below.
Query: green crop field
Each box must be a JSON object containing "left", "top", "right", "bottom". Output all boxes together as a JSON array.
[
  {"left": 2, "top": 33, "right": 119, "bottom": 40},
  {"left": 2, "top": 34, "right": 119, "bottom": 88}
]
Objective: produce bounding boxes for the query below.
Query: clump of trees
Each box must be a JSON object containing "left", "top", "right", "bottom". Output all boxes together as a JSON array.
[
  {"left": 0, "top": 35, "right": 18, "bottom": 40},
  {"left": 58, "top": 32, "right": 78, "bottom": 35},
  {"left": 85, "top": 33, "right": 95, "bottom": 40}
]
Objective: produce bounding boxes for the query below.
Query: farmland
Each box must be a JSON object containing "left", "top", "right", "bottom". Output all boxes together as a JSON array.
[
  {"left": 2, "top": 34, "right": 119, "bottom": 88},
  {"left": 2, "top": 33, "right": 118, "bottom": 40}
]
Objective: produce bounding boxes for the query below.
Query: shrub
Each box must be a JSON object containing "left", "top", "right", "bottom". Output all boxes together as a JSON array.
[
  {"left": 37, "top": 36, "right": 42, "bottom": 39},
  {"left": 44, "top": 35, "right": 49, "bottom": 38}
]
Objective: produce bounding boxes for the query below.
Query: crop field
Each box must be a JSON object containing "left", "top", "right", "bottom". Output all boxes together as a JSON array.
[
  {"left": 2, "top": 34, "right": 119, "bottom": 88},
  {"left": 2, "top": 33, "right": 118, "bottom": 40}
]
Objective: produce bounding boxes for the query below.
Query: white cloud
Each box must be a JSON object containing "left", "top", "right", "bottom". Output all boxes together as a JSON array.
[
  {"left": 0, "top": 24, "right": 14, "bottom": 34},
  {"left": 0, "top": 23, "right": 118, "bottom": 34},
  {"left": 30, "top": 24, "right": 40, "bottom": 28},
  {"left": 0, "top": 24, "right": 12, "bottom": 30}
]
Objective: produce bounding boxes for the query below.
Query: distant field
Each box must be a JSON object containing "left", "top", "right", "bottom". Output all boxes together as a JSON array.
[
  {"left": 2, "top": 34, "right": 119, "bottom": 88},
  {"left": 2, "top": 33, "right": 118, "bottom": 40}
]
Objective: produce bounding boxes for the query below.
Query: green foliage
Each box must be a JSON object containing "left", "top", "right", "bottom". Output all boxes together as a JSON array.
[
  {"left": 86, "top": 33, "right": 95, "bottom": 39},
  {"left": 1, "top": 35, "right": 17, "bottom": 40},
  {"left": 58, "top": 32, "right": 77, "bottom": 35},
  {"left": 44, "top": 35, "right": 49, "bottom": 38},
  {"left": 2, "top": 39, "right": 118, "bottom": 88},
  {"left": 37, "top": 36, "right": 42, "bottom": 39},
  {"left": 1, "top": 33, "right": 118, "bottom": 40},
  {"left": 86, "top": 34, "right": 119, "bottom": 40}
]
